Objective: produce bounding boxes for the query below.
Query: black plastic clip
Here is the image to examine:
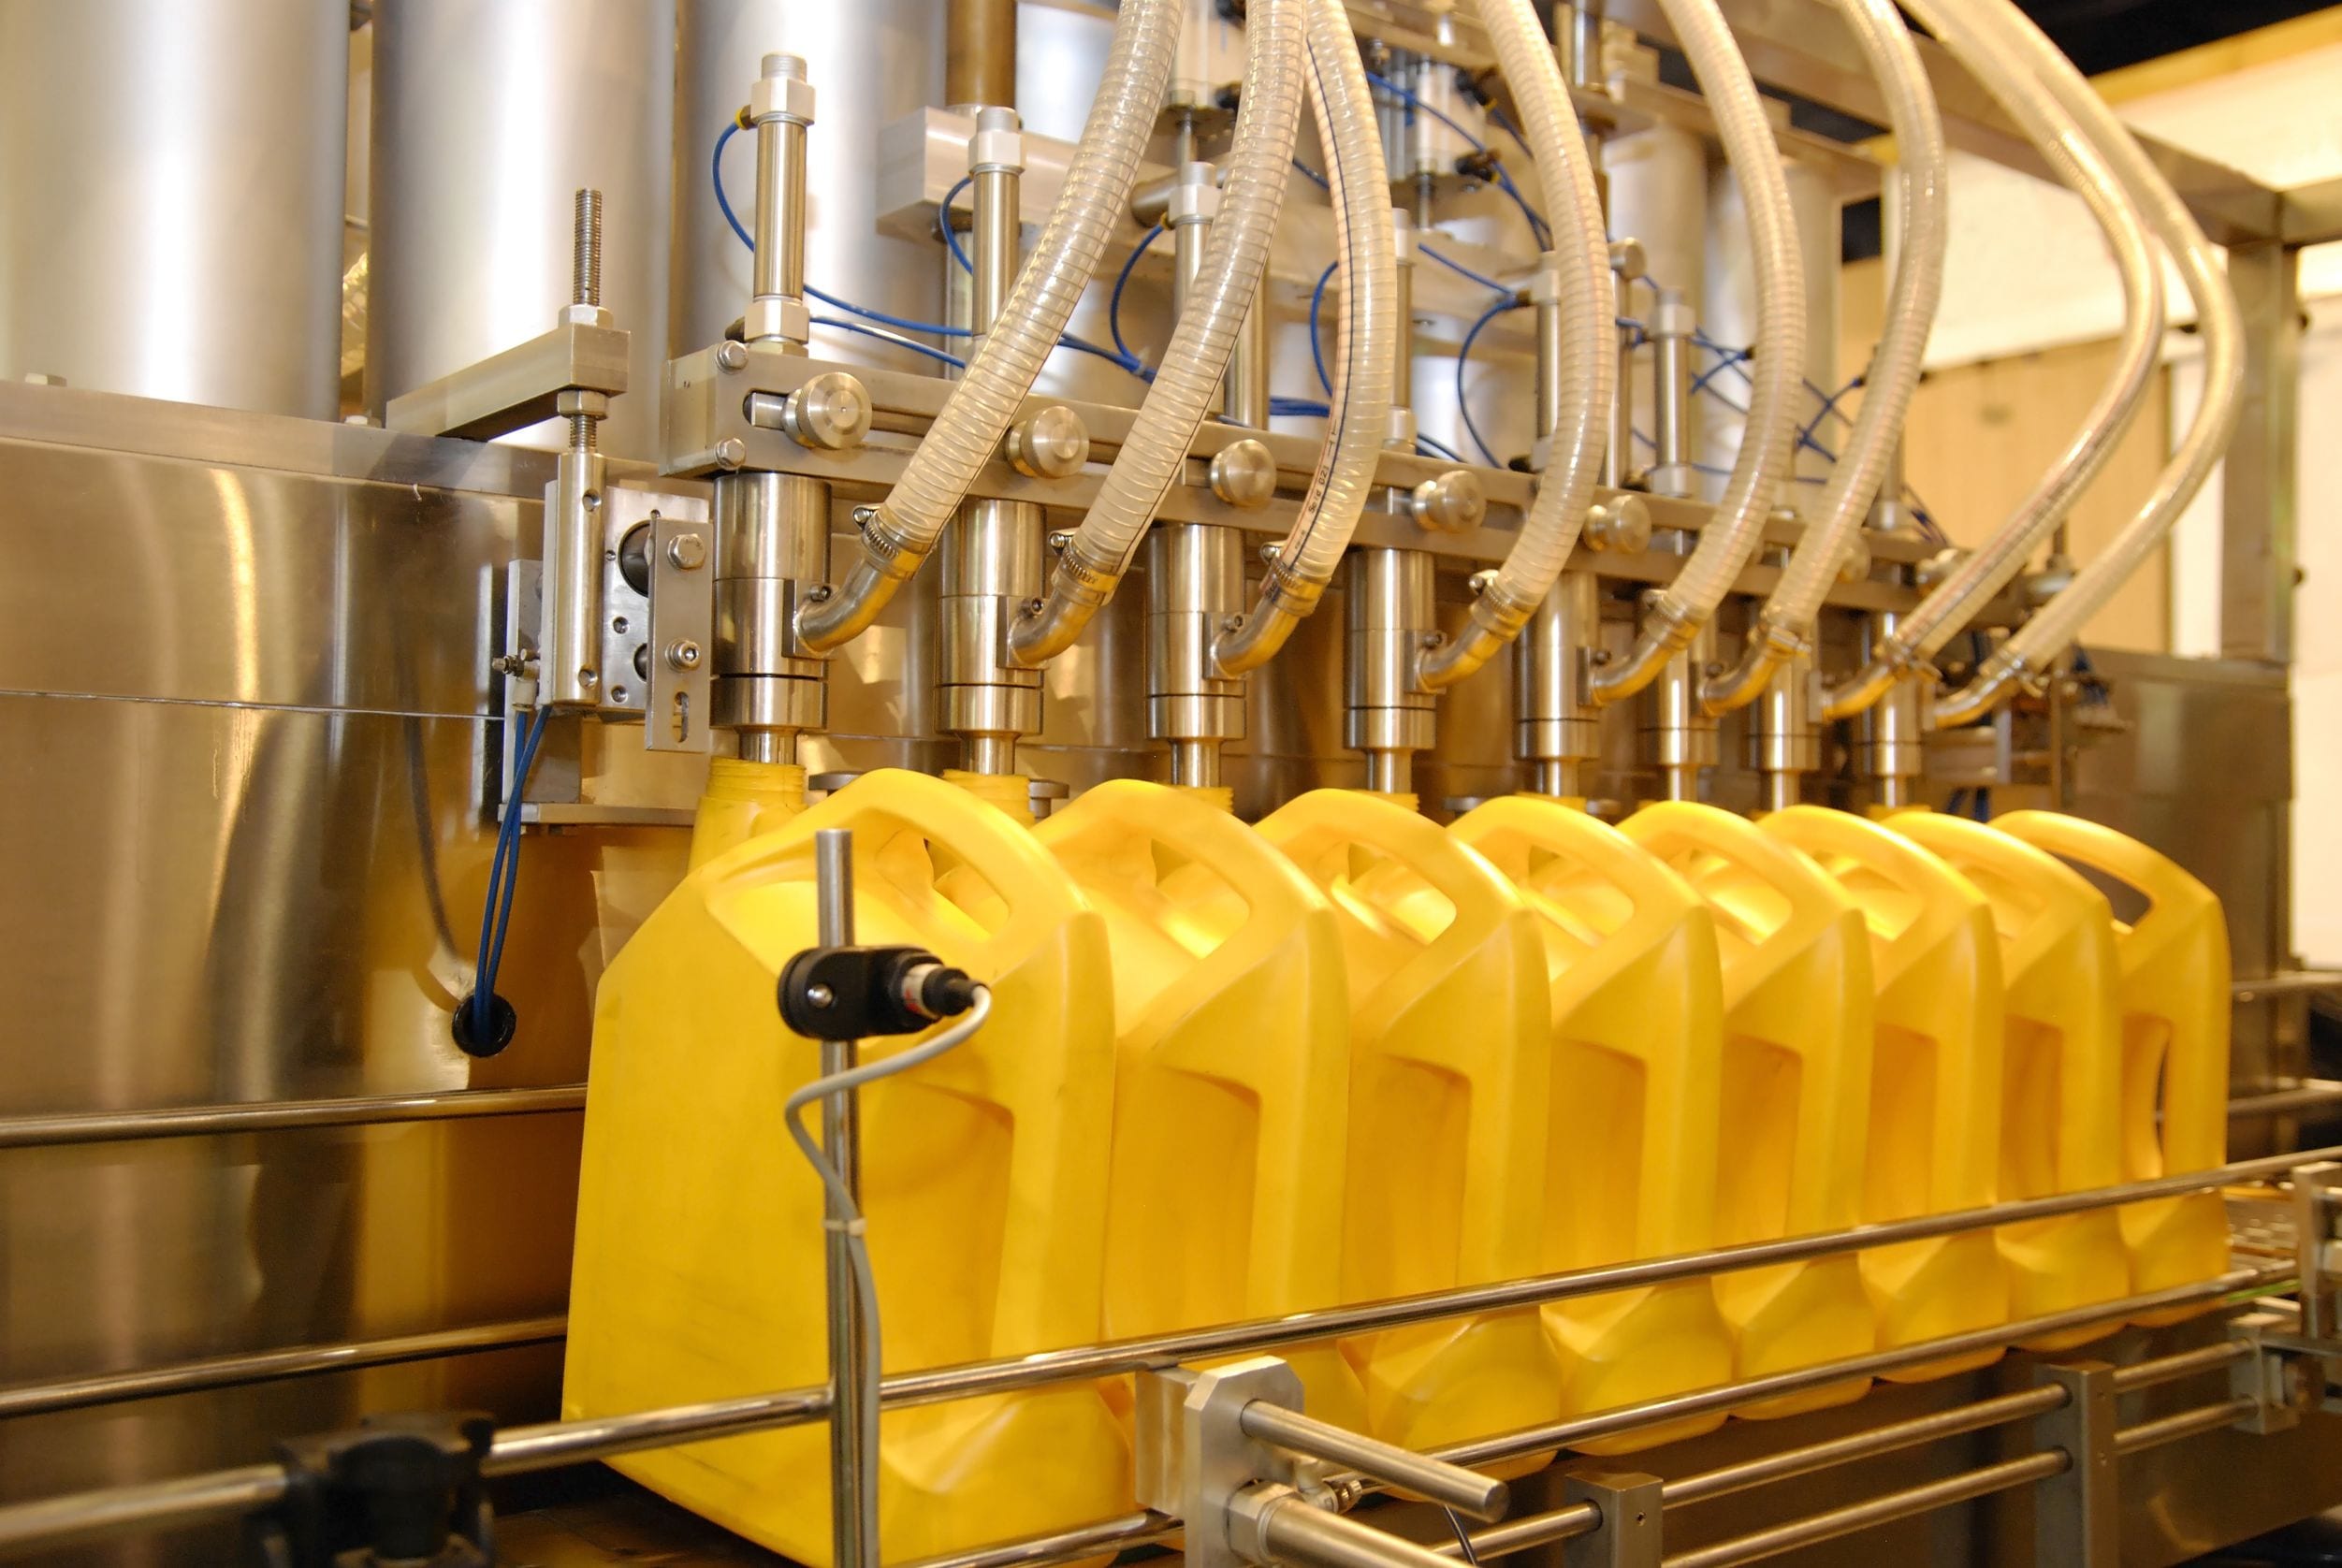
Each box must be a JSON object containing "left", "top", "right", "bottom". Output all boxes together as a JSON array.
[
  {"left": 248, "top": 1411, "right": 495, "bottom": 1568},
  {"left": 1455, "top": 147, "right": 1505, "bottom": 185},
  {"left": 777, "top": 945, "right": 980, "bottom": 1039}
]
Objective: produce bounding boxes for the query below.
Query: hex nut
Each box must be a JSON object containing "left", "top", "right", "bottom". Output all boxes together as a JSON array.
[
  {"left": 666, "top": 533, "right": 708, "bottom": 571},
  {"left": 1209, "top": 439, "right": 1279, "bottom": 509},
  {"left": 1005, "top": 405, "right": 1090, "bottom": 479},
  {"left": 560, "top": 301, "right": 615, "bottom": 329},
  {"left": 749, "top": 63, "right": 816, "bottom": 126},
  {"left": 715, "top": 340, "right": 750, "bottom": 372},
  {"left": 784, "top": 370, "right": 873, "bottom": 452}
]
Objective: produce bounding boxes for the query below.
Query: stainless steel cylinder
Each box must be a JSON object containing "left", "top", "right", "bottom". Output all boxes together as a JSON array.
[
  {"left": 940, "top": 501, "right": 1045, "bottom": 769},
  {"left": 947, "top": 0, "right": 1018, "bottom": 108},
  {"left": 675, "top": 1, "right": 945, "bottom": 364},
  {"left": 714, "top": 471, "right": 830, "bottom": 752},
  {"left": 370, "top": 0, "right": 673, "bottom": 458},
  {"left": 1168, "top": 160, "right": 1215, "bottom": 323},
  {"left": 1389, "top": 210, "right": 1416, "bottom": 436},
  {"left": 1860, "top": 611, "right": 1927, "bottom": 802},
  {"left": 970, "top": 137, "right": 1022, "bottom": 339},
  {"left": 1705, "top": 152, "right": 1840, "bottom": 497},
  {"left": 1225, "top": 285, "right": 1272, "bottom": 428},
  {"left": 1749, "top": 652, "right": 1822, "bottom": 808},
  {"left": 1146, "top": 524, "right": 1248, "bottom": 777},
  {"left": 1558, "top": 1, "right": 1607, "bottom": 92},
  {"left": 1516, "top": 573, "right": 1603, "bottom": 787},
  {"left": 749, "top": 53, "right": 811, "bottom": 340},
  {"left": 1607, "top": 261, "right": 1638, "bottom": 489},
  {"left": 541, "top": 447, "right": 608, "bottom": 710},
  {"left": 1346, "top": 549, "right": 1437, "bottom": 794},
  {"left": 1649, "top": 287, "right": 1697, "bottom": 500},
  {"left": 1642, "top": 594, "right": 1719, "bottom": 800},
  {"left": 0, "top": 0, "right": 347, "bottom": 416}
]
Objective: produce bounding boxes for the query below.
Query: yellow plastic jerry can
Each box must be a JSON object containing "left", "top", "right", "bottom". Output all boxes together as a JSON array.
[
  {"left": 1253, "top": 790, "right": 1561, "bottom": 1457},
  {"left": 563, "top": 769, "right": 1127, "bottom": 1567},
  {"left": 1760, "top": 806, "right": 2010, "bottom": 1377},
  {"left": 1990, "top": 812, "right": 2231, "bottom": 1317},
  {"left": 1889, "top": 811, "right": 2130, "bottom": 1350},
  {"left": 1449, "top": 795, "right": 1736, "bottom": 1453},
  {"left": 687, "top": 756, "right": 808, "bottom": 868},
  {"left": 1031, "top": 779, "right": 1365, "bottom": 1430},
  {"left": 1619, "top": 802, "right": 1876, "bottom": 1417}
]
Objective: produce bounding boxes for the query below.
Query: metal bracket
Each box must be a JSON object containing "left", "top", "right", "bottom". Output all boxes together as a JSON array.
[
  {"left": 2294, "top": 1160, "right": 2342, "bottom": 1341},
  {"left": 384, "top": 321, "right": 629, "bottom": 443},
  {"left": 2229, "top": 1311, "right": 2315, "bottom": 1432},
  {"left": 645, "top": 508, "right": 714, "bottom": 753},
  {"left": 1561, "top": 1473, "right": 1663, "bottom": 1568},
  {"left": 247, "top": 1411, "right": 495, "bottom": 1568},
  {"left": 2034, "top": 1362, "right": 2117, "bottom": 1568},
  {"left": 1136, "top": 1360, "right": 1303, "bottom": 1568}
]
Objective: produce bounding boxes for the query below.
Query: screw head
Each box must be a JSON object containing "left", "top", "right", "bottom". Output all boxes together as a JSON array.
[
  {"left": 665, "top": 638, "right": 704, "bottom": 671},
  {"left": 715, "top": 340, "right": 749, "bottom": 371},
  {"left": 666, "top": 532, "right": 708, "bottom": 571},
  {"left": 785, "top": 370, "right": 874, "bottom": 451},
  {"left": 1208, "top": 438, "right": 1278, "bottom": 509},
  {"left": 807, "top": 984, "right": 833, "bottom": 1008},
  {"left": 715, "top": 438, "right": 747, "bottom": 471}
]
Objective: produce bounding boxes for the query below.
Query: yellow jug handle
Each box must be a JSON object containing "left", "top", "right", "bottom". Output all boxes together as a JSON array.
[
  {"left": 1989, "top": 812, "right": 2231, "bottom": 1178},
  {"left": 1039, "top": 778, "right": 1323, "bottom": 929},
  {"left": 1621, "top": 801, "right": 1852, "bottom": 942},
  {"left": 704, "top": 767, "right": 1086, "bottom": 974},
  {"left": 1453, "top": 795, "right": 1706, "bottom": 927},
  {"left": 1257, "top": 789, "right": 1519, "bottom": 944},
  {"left": 1760, "top": 805, "right": 1987, "bottom": 969}
]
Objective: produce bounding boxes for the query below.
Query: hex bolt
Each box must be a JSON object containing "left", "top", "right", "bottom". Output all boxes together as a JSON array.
[{"left": 667, "top": 533, "right": 709, "bottom": 571}]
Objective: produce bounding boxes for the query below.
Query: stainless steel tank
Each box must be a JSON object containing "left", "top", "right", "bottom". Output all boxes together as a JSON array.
[
  {"left": 672, "top": 0, "right": 947, "bottom": 367},
  {"left": 0, "top": 0, "right": 349, "bottom": 418},
  {"left": 367, "top": 0, "right": 676, "bottom": 459}
]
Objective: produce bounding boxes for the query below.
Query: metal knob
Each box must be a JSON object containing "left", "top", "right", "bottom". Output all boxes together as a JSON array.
[
  {"left": 1409, "top": 469, "right": 1487, "bottom": 534},
  {"left": 783, "top": 370, "right": 873, "bottom": 451},
  {"left": 1583, "top": 494, "right": 1652, "bottom": 553},
  {"left": 1210, "top": 439, "right": 1279, "bottom": 509},
  {"left": 1005, "top": 404, "right": 1090, "bottom": 479},
  {"left": 1837, "top": 532, "right": 1873, "bottom": 584}
]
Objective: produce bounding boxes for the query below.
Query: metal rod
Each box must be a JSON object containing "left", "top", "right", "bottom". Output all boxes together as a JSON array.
[
  {"left": 1254, "top": 1488, "right": 1461, "bottom": 1568},
  {"left": 2231, "top": 1081, "right": 2342, "bottom": 1119},
  {"left": 1241, "top": 1402, "right": 1508, "bottom": 1521},
  {"left": 2109, "top": 1340, "right": 2250, "bottom": 1392},
  {"left": 901, "top": 1512, "right": 1175, "bottom": 1568},
  {"left": 1661, "top": 1387, "right": 2067, "bottom": 1508},
  {"left": 2113, "top": 1397, "right": 2258, "bottom": 1456},
  {"left": 1662, "top": 1451, "right": 2068, "bottom": 1568},
  {"left": 1415, "top": 1269, "right": 2284, "bottom": 1474},
  {"left": 946, "top": 0, "right": 1017, "bottom": 108},
  {"left": 814, "top": 826, "right": 876, "bottom": 1568},
  {"left": 0, "top": 1467, "right": 291, "bottom": 1561},
  {"left": 1439, "top": 1503, "right": 1601, "bottom": 1559},
  {"left": 0, "top": 1316, "right": 566, "bottom": 1421},
  {"left": 0, "top": 1084, "right": 587, "bottom": 1151}
]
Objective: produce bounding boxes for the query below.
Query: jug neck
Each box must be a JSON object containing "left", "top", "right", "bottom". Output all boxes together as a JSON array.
[{"left": 945, "top": 768, "right": 1037, "bottom": 823}]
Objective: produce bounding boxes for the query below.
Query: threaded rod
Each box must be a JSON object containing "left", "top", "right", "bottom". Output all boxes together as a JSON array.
[{"left": 572, "top": 188, "right": 603, "bottom": 307}]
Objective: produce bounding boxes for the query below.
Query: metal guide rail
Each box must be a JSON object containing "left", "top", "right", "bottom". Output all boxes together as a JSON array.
[{"left": 5, "top": 1144, "right": 2342, "bottom": 1567}]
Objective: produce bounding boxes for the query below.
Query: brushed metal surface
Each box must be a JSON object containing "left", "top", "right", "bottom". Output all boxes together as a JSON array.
[
  {"left": 0, "top": 0, "right": 348, "bottom": 418},
  {"left": 368, "top": 0, "right": 676, "bottom": 460}
]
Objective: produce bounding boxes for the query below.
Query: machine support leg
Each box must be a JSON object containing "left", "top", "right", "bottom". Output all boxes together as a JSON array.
[{"left": 2033, "top": 1362, "right": 2117, "bottom": 1568}]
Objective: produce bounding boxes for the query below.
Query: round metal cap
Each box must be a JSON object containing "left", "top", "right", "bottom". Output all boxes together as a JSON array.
[
  {"left": 1209, "top": 439, "right": 1278, "bottom": 509},
  {"left": 1005, "top": 405, "right": 1090, "bottom": 479},
  {"left": 1837, "top": 533, "right": 1873, "bottom": 585},
  {"left": 1583, "top": 494, "right": 1652, "bottom": 553},
  {"left": 783, "top": 371, "right": 872, "bottom": 451},
  {"left": 1409, "top": 469, "right": 1487, "bottom": 534}
]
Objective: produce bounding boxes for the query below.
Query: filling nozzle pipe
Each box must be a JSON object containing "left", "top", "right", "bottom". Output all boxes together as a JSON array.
[
  {"left": 1414, "top": 0, "right": 1613, "bottom": 691},
  {"left": 1825, "top": 0, "right": 2161, "bottom": 719},
  {"left": 1212, "top": 0, "right": 1397, "bottom": 678},
  {"left": 1700, "top": 0, "right": 1946, "bottom": 716},
  {"left": 795, "top": 0, "right": 1184, "bottom": 655},
  {"left": 1585, "top": 0, "right": 1806, "bottom": 708},
  {"left": 1008, "top": 0, "right": 1304, "bottom": 668},
  {"left": 1930, "top": 0, "right": 2242, "bottom": 728}
]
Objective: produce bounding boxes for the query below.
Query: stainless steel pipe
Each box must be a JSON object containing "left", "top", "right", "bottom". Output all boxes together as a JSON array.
[
  {"left": 814, "top": 827, "right": 876, "bottom": 1568},
  {"left": 1240, "top": 1402, "right": 1508, "bottom": 1521},
  {"left": 1664, "top": 1451, "right": 2069, "bottom": 1568},
  {"left": 0, "top": 1084, "right": 586, "bottom": 1150}
]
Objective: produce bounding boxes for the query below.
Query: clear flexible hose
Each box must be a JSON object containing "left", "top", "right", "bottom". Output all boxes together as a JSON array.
[
  {"left": 1825, "top": 0, "right": 2161, "bottom": 719},
  {"left": 1700, "top": 0, "right": 1945, "bottom": 713},
  {"left": 795, "top": 0, "right": 1182, "bottom": 652},
  {"left": 1212, "top": 0, "right": 1396, "bottom": 676},
  {"left": 1007, "top": 0, "right": 1305, "bottom": 666},
  {"left": 1588, "top": 0, "right": 1806, "bottom": 704},
  {"left": 1932, "top": 0, "right": 2242, "bottom": 727},
  {"left": 1415, "top": 0, "right": 1613, "bottom": 691}
]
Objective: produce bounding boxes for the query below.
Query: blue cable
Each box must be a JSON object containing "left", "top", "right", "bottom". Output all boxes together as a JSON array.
[
  {"left": 938, "top": 175, "right": 975, "bottom": 273},
  {"left": 1108, "top": 223, "right": 1165, "bottom": 371},
  {"left": 472, "top": 704, "right": 551, "bottom": 1041},
  {"left": 1291, "top": 157, "right": 1331, "bottom": 191},
  {"left": 1419, "top": 242, "right": 1514, "bottom": 298},
  {"left": 810, "top": 315, "right": 967, "bottom": 370},
  {"left": 1272, "top": 397, "right": 1331, "bottom": 418},
  {"left": 1456, "top": 295, "right": 1529, "bottom": 466},
  {"left": 1308, "top": 260, "right": 1338, "bottom": 396},
  {"left": 1416, "top": 431, "right": 1464, "bottom": 463}
]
